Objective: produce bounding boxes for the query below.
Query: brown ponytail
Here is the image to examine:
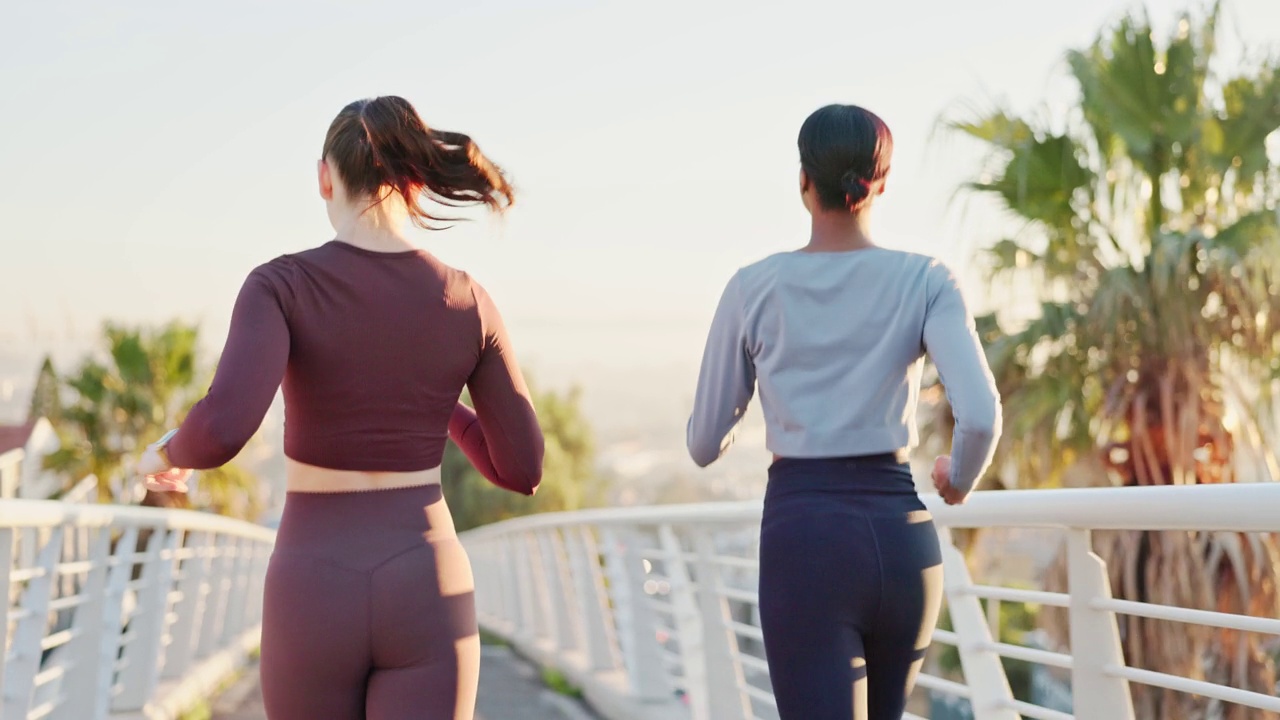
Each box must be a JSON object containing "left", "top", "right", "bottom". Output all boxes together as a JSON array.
[{"left": 322, "top": 96, "right": 514, "bottom": 229}]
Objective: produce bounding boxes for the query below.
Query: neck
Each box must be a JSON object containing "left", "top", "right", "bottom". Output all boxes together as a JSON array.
[
  {"left": 331, "top": 199, "right": 415, "bottom": 253},
  {"left": 803, "top": 209, "right": 875, "bottom": 253}
]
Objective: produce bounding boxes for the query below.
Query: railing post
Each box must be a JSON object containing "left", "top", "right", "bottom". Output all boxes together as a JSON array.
[
  {"left": 603, "top": 527, "right": 672, "bottom": 701},
  {"left": 112, "top": 527, "right": 178, "bottom": 712},
  {"left": 496, "top": 532, "right": 522, "bottom": 638},
  {"left": 692, "top": 530, "right": 751, "bottom": 720},
  {"left": 537, "top": 529, "right": 582, "bottom": 654},
  {"left": 3, "top": 526, "right": 64, "bottom": 720},
  {"left": 222, "top": 536, "right": 250, "bottom": 643},
  {"left": 524, "top": 532, "right": 559, "bottom": 649},
  {"left": 198, "top": 533, "right": 233, "bottom": 658},
  {"left": 565, "top": 526, "right": 622, "bottom": 671},
  {"left": 163, "top": 531, "right": 209, "bottom": 678},
  {"left": 55, "top": 526, "right": 111, "bottom": 720},
  {"left": 937, "top": 526, "right": 1019, "bottom": 720},
  {"left": 658, "top": 525, "right": 708, "bottom": 720},
  {"left": 98, "top": 526, "right": 139, "bottom": 720},
  {"left": 0, "top": 528, "right": 12, "bottom": 702},
  {"left": 1067, "top": 529, "right": 1135, "bottom": 719}
]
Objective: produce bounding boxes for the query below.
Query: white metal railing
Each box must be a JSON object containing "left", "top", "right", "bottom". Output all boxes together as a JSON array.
[
  {"left": 0, "top": 497, "right": 275, "bottom": 720},
  {"left": 460, "top": 482, "right": 1280, "bottom": 720}
]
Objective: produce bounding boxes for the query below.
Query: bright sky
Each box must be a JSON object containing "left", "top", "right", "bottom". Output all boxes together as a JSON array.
[{"left": 3, "top": 0, "right": 1278, "bottom": 381}]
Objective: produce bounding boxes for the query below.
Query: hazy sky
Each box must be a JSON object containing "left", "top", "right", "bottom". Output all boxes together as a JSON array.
[{"left": 4, "top": 0, "right": 1278, "bottom": 380}]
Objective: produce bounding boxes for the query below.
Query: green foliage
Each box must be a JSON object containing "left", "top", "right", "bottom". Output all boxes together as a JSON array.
[
  {"left": 45, "top": 321, "right": 202, "bottom": 497},
  {"left": 935, "top": 3, "right": 1280, "bottom": 490},
  {"left": 28, "top": 356, "right": 61, "bottom": 424},
  {"left": 933, "top": 4, "right": 1280, "bottom": 713},
  {"left": 42, "top": 321, "right": 263, "bottom": 519},
  {"left": 442, "top": 381, "right": 600, "bottom": 532},
  {"left": 539, "top": 667, "right": 583, "bottom": 699}
]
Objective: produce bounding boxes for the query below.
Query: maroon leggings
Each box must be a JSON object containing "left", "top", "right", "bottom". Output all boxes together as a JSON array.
[{"left": 260, "top": 484, "right": 479, "bottom": 719}]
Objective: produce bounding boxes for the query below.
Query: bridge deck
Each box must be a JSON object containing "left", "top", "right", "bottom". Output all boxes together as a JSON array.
[{"left": 213, "top": 645, "right": 600, "bottom": 720}]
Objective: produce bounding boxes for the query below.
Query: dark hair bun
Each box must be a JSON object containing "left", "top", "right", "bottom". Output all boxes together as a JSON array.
[
  {"left": 841, "top": 171, "right": 872, "bottom": 209},
  {"left": 797, "top": 104, "right": 893, "bottom": 213}
]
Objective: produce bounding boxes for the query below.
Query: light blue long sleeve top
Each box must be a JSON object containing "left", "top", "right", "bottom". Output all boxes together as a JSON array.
[{"left": 687, "top": 248, "right": 1002, "bottom": 496}]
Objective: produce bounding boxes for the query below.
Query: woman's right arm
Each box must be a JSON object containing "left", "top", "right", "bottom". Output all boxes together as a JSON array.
[
  {"left": 687, "top": 271, "right": 756, "bottom": 467},
  {"left": 922, "top": 262, "right": 1002, "bottom": 499},
  {"left": 448, "top": 283, "right": 544, "bottom": 496}
]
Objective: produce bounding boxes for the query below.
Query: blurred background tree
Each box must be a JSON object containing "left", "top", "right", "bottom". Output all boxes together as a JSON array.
[
  {"left": 40, "top": 321, "right": 265, "bottom": 520},
  {"left": 925, "top": 3, "right": 1280, "bottom": 715},
  {"left": 443, "top": 380, "right": 604, "bottom": 533}
]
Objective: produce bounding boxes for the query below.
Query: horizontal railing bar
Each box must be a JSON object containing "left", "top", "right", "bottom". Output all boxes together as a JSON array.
[
  {"left": 9, "top": 567, "right": 48, "bottom": 582},
  {"left": 0, "top": 499, "right": 277, "bottom": 541},
  {"left": 461, "top": 483, "right": 1280, "bottom": 538},
  {"left": 1095, "top": 598, "right": 1280, "bottom": 636},
  {"left": 27, "top": 699, "right": 58, "bottom": 720},
  {"left": 1106, "top": 665, "right": 1280, "bottom": 711},
  {"left": 932, "top": 629, "right": 960, "bottom": 646},
  {"left": 978, "top": 641, "right": 1074, "bottom": 670},
  {"left": 709, "top": 555, "right": 758, "bottom": 569},
  {"left": 48, "top": 595, "right": 88, "bottom": 612},
  {"left": 966, "top": 585, "right": 1071, "bottom": 608},
  {"left": 739, "top": 682, "right": 777, "bottom": 707},
  {"left": 718, "top": 587, "right": 759, "bottom": 605},
  {"left": 33, "top": 663, "right": 69, "bottom": 686},
  {"left": 914, "top": 674, "right": 973, "bottom": 699},
  {"left": 736, "top": 653, "right": 770, "bottom": 672},
  {"left": 1000, "top": 698, "right": 1075, "bottom": 720},
  {"left": 41, "top": 628, "right": 79, "bottom": 651},
  {"left": 728, "top": 621, "right": 764, "bottom": 641}
]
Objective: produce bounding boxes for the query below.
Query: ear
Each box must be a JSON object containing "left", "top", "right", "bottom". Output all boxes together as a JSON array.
[
  {"left": 877, "top": 170, "right": 889, "bottom": 197},
  {"left": 318, "top": 159, "right": 334, "bottom": 201},
  {"left": 799, "top": 167, "right": 811, "bottom": 193}
]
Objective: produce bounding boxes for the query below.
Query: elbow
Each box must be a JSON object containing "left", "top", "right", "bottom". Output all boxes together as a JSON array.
[
  {"left": 685, "top": 417, "right": 720, "bottom": 468},
  {"left": 203, "top": 423, "right": 253, "bottom": 468},
  {"left": 517, "top": 466, "right": 543, "bottom": 496},
  {"left": 503, "top": 451, "right": 543, "bottom": 496},
  {"left": 688, "top": 444, "right": 718, "bottom": 469},
  {"left": 957, "top": 397, "right": 1002, "bottom": 444},
  {"left": 169, "top": 421, "right": 249, "bottom": 470}
]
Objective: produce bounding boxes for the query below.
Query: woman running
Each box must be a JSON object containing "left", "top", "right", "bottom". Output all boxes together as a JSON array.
[
  {"left": 135, "top": 95, "right": 544, "bottom": 720},
  {"left": 687, "top": 104, "right": 1001, "bottom": 719}
]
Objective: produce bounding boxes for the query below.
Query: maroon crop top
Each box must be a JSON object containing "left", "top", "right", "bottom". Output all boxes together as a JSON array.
[{"left": 166, "top": 240, "right": 544, "bottom": 495}]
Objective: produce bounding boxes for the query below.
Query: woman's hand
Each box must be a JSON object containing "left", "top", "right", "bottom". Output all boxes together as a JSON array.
[
  {"left": 931, "top": 455, "right": 966, "bottom": 506},
  {"left": 136, "top": 446, "right": 192, "bottom": 494}
]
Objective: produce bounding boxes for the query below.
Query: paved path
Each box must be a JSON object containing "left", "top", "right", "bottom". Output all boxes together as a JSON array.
[{"left": 213, "top": 645, "right": 599, "bottom": 720}]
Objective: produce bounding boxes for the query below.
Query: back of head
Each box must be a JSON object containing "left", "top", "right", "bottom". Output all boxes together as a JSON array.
[
  {"left": 322, "top": 96, "right": 514, "bottom": 228},
  {"left": 797, "top": 104, "right": 893, "bottom": 213}
]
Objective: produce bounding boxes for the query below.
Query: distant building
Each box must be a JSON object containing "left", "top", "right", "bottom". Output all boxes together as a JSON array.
[{"left": 0, "top": 417, "right": 62, "bottom": 499}]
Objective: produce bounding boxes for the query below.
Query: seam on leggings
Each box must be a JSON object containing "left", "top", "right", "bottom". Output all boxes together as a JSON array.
[
  {"left": 368, "top": 540, "right": 441, "bottom": 574},
  {"left": 865, "top": 512, "right": 886, "bottom": 629}
]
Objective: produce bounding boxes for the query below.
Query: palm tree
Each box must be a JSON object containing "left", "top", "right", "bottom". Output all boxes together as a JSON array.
[
  {"left": 45, "top": 321, "right": 264, "bottom": 519},
  {"left": 934, "top": 3, "right": 1280, "bottom": 717}
]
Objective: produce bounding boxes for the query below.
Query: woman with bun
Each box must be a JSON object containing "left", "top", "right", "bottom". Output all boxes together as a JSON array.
[{"left": 687, "top": 104, "right": 1001, "bottom": 719}]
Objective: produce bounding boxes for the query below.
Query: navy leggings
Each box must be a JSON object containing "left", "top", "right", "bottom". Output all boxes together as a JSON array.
[{"left": 758, "top": 455, "right": 944, "bottom": 720}]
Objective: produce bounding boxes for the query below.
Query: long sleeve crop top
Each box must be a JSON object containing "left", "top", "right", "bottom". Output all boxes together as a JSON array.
[
  {"left": 166, "top": 240, "right": 544, "bottom": 495},
  {"left": 687, "top": 248, "right": 1001, "bottom": 497}
]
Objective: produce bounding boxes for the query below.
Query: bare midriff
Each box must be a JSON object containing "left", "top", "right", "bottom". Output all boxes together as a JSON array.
[{"left": 284, "top": 457, "right": 442, "bottom": 494}]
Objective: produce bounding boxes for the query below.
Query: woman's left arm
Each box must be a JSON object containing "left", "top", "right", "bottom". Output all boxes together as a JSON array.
[
  {"left": 687, "top": 272, "right": 756, "bottom": 467},
  {"left": 161, "top": 266, "right": 291, "bottom": 471}
]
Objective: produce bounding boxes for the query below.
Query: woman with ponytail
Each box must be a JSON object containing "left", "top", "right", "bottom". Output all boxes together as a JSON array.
[
  {"left": 687, "top": 104, "right": 1002, "bottom": 719},
  {"left": 133, "top": 96, "right": 543, "bottom": 719}
]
